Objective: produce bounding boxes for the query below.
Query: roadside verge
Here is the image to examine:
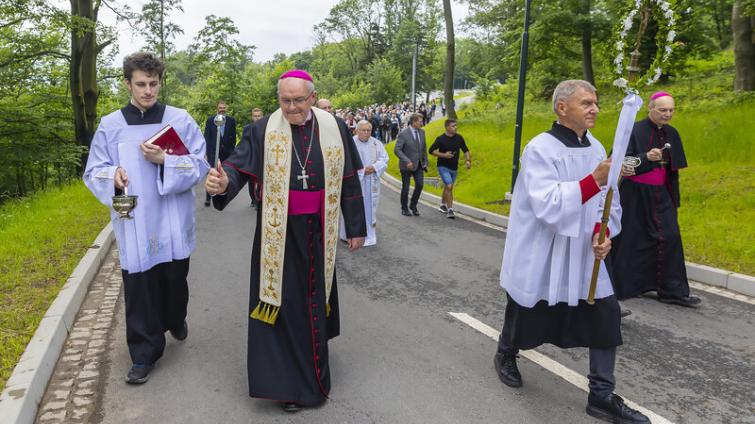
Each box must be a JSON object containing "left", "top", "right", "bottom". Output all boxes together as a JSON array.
[
  {"left": 381, "top": 172, "right": 755, "bottom": 298},
  {"left": 0, "top": 224, "right": 114, "bottom": 424}
]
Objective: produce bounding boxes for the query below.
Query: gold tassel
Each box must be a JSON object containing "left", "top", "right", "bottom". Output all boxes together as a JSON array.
[
  {"left": 250, "top": 302, "right": 280, "bottom": 325},
  {"left": 326, "top": 302, "right": 331, "bottom": 317}
]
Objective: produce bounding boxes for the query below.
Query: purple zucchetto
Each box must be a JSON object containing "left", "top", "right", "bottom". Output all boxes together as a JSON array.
[
  {"left": 279, "top": 69, "right": 313, "bottom": 82},
  {"left": 649, "top": 91, "right": 672, "bottom": 101}
]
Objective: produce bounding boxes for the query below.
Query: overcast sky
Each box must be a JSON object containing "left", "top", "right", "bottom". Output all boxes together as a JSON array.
[{"left": 98, "top": 0, "right": 469, "bottom": 64}]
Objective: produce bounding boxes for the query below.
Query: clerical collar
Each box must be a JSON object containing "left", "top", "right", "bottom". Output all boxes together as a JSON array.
[
  {"left": 645, "top": 117, "right": 665, "bottom": 130},
  {"left": 548, "top": 121, "right": 591, "bottom": 148},
  {"left": 293, "top": 110, "right": 314, "bottom": 127},
  {"left": 121, "top": 102, "right": 166, "bottom": 125}
]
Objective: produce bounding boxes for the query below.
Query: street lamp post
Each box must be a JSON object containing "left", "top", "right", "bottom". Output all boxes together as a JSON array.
[
  {"left": 411, "top": 39, "right": 419, "bottom": 111},
  {"left": 510, "top": 0, "right": 533, "bottom": 193}
]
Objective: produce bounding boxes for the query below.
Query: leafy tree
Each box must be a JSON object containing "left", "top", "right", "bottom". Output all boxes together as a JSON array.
[
  {"left": 443, "top": 0, "right": 456, "bottom": 119},
  {"left": 733, "top": 0, "right": 755, "bottom": 90},
  {"left": 136, "top": 0, "right": 184, "bottom": 102},
  {"left": 367, "top": 57, "right": 405, "bottom": 104}
]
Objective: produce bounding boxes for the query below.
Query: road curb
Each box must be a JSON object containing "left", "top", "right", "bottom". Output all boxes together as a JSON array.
[
  {"left": 382, "top": 172, "right": 754, "bottom": 298},
  {"left": 0, "top": 223, "right": 114, "bottom": 424}
]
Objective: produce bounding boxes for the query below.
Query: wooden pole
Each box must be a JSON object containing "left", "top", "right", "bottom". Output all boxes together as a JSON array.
[{"left": 586, "top": 186, "right": 614, "bottom": 304}]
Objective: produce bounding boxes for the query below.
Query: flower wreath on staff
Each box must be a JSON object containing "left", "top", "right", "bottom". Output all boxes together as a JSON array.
[{"left": 586, "top": 0, "right": 678, "bottom": 303}]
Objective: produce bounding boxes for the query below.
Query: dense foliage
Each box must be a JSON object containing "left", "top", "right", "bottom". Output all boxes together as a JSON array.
[{"left": 0, "top": 0, "right": 753, "bottom": 203}]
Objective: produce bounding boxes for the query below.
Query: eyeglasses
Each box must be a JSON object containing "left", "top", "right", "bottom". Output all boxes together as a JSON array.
[{"left": 279, "top": 93, "right": 312, "bottom": 107}]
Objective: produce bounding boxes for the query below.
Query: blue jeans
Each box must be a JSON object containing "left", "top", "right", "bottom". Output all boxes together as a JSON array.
[{"left": 437, "top": 166, "right": 457, "bottom": 186}]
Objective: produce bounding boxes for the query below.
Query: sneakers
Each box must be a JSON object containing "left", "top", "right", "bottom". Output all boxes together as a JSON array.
[
  {"left": 439, "top": 204, "right": 449, "bottom": 213},
  {"left": 586, "top": 393, "right": 650, "bottom": 423},
  {"left": 125, "top": 364, "right": 153, "bottom": 384},
  {"left": 446, "top": 208, "right": 455, "bottom": 219},
  {"left": 493, "top": 352, "right": 523, "bottom": 388}
]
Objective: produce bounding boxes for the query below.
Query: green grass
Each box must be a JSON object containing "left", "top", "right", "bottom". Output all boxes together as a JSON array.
[
  {"left": 388, "top": 94, "right": 755, "bottom": 275},
  {"left": 453, "top": 90, "right": 474, "bottom": 100},
  {"left": 0, "top": 182, "right": 109, "bottom": 392}
]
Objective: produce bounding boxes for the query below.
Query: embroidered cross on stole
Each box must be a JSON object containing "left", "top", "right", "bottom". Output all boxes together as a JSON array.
[{"left": 252, "top": 107, "right": 344, "bottom": 325}]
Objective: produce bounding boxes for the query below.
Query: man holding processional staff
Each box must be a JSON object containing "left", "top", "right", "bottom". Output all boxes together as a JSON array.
[{"left": 492, "top": 80, "right": 650, "bottom": 423}]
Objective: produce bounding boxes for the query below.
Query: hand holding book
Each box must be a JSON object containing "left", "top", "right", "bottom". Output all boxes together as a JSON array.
[{"left": 144, "top": 125, "right": 189, "bottom": 156}]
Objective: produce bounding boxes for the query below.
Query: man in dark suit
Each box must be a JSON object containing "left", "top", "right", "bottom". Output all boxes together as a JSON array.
[
  {"left": 204, "top": 101, "right": 237, "bottom": 206},
  {"left": 394, "top": 113, "right": 428, "bottom": 216}
]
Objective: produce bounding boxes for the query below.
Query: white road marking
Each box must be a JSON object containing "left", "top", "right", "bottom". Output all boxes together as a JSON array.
[{"left": 448, "top": 312, "right": 675, "bottom": 424}]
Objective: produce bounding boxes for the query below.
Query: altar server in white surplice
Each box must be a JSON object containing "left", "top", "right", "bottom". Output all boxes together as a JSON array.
[
  {"left": 340, "top": 120, "right": 388, "bottom": 246},
  {"left": 492, "top": 80, "right": 650, "bottom": 424},
  {"left": 83, "top": 52, "right": 209, "bottom": 385}
]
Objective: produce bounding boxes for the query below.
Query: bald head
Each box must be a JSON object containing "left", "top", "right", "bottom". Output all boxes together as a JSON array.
[{"left": 317, "top": 98, "right": 333, "bottom": 113}]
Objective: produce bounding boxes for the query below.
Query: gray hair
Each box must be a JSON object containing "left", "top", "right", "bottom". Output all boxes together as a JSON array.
[
  {"left": 277, "top": 78, "right": 315, "bottom": 95},
  {"left": 356, "top": 119, "right": 372, "bottom": 130},
  {"left": 552, "top": 80, "right": 597, "bottom": 113}
]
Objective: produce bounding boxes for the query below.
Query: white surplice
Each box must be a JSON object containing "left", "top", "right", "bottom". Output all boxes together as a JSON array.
[
  {"left": 84, "top": 106, "right": 210, "bottom": 273},
  {"left": 339, "top": 136, "right": 388, "bottom": 246},
  {"left": 500, "top": 132, "right": 621, "bottom": 307}
]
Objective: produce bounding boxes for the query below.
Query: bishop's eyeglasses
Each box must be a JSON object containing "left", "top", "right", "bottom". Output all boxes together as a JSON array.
[{"left": 279, "top": 93, "right": 313, "bottom": 107}]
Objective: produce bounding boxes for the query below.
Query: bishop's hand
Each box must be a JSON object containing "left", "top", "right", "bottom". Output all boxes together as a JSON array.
[
  {"left": 205, "top": 166, "right": 229, "bottom": 195},
  {"left": 647, "top": 148, "right": 663, "bottom": 162}
]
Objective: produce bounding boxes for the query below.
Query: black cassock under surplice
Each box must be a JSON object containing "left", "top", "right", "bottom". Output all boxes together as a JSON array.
[
  {"left": 608, "top": 117, "right": 690, "bottom": 300},
  {"left": 213, "top": 113, "right": 366, "bottom": 406}
]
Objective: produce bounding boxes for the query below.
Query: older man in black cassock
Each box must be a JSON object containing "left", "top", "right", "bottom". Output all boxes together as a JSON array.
[
  {"left": 205, "top": 69, "right": 366, "bottom": 413},
  {"left": 609, "top": 91, "right": 700, "bottom": 307}
]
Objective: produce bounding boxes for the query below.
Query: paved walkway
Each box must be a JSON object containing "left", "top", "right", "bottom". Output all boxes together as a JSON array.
[{"left": 35, "top": 186, "right": 755, "bottom": 423}]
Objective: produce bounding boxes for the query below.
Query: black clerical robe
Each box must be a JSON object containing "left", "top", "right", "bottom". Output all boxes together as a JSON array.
[
  {"left": 609, "top": 118, "right": 690, "bottom": 300},
  {"left": 212, "top": 113, "right": 366, "bottom": 406}
]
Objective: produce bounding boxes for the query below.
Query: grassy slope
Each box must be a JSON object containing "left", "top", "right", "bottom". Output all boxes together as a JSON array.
[
  {"left": 387, "top": 87, "right": 754, "bottom": 275},
  {"left": 0, "top": 182, "right": 109, "bottom": 391}
]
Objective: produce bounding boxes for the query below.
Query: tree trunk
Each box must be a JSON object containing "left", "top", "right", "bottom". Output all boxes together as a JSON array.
[
  {"left": 70, "top": 0, "right": 101, "bottom": 169},
  {"left": 580, "top": 0, "right": 595, "bottom": 85},
  {"left": 442, "top": 0, "right": 456, "bottom": 119},
  {"left": 733, "top": 1, "right": 755, "bottom": 91}
]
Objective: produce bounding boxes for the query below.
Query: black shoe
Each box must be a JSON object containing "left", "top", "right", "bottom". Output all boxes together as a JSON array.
[
  {"left": 282, "top": 403, "right": 301, "bottom": 413},
  {"left": 494, "top": 352, "right": 522, "bottom": 388},
  {"left": 169, "top": 321, "right": 188, "bottom": 341},
  {"left": 410, "top": 207, "right": 420, "bottom": 216},
  {"left": 620, "top": 308, "right": 632, "bottom": 318},
  {"left": 446, "top": 208, "right": 456, "bottom": 219},
  {"left": 125, "top": 364, "right": 153, "bottom": 384},
  {"left": 586, "top": 393, "right": 650, "bottom": 423},
  {"left": 204, "top": 200, "right": 211, "bottom": 207},
  {"left": 439, "top": 204, "right": 448, "bottom": 213},
  {"left": 658, "top": 295, "right": 701, "bottom": 307},
  {"left": 401, "top": 208, "right": 412, "bottom": 216}
]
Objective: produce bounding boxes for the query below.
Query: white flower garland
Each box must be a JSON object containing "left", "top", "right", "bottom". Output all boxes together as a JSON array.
[{"left": 612, "top": 0, "right": 678, "bottom": 94}]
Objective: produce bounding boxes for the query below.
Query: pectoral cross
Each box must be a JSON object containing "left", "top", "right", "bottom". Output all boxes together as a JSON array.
[{"left": 297, "top": 169, "right": 309, "bottom": 189}]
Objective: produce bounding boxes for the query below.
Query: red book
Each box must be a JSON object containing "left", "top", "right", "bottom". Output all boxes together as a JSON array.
[{"left": 144, "top": 125, "right": 189, "bottom": 155}]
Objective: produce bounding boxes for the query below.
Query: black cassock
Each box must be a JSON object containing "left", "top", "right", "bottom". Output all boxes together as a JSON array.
[
  {"left": 609, "top": 117, "right": 690, "bottom": 300},
  {"left": 213, "top": 114, "right": 366, "bottom": 406}
]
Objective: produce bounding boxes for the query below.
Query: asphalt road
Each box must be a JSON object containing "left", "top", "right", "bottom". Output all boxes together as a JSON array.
[{"left": 94, "top": 183, "right": 755, "bottom": 423}]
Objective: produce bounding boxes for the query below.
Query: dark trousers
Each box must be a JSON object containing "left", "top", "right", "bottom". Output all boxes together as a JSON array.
[
  {"left": 122, "top": 258, "right": 190, "bottom": 365},
  {"left": 400, "top": 168, "right": 424, "bottom": 209},
  {"left": 497, "top": 337, "right": 616, "bottom": 399}
]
